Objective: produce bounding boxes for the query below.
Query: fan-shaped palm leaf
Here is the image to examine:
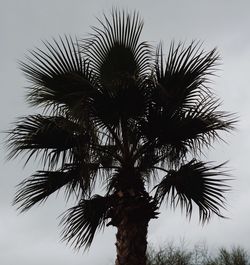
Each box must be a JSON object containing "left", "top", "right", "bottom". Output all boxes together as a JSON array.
[
  {"left": 172, "top": 98, "right": 235, "bottom": 153},
  {"left": 60, "top": 195, "right": 111, "bottom": 249},
  {"left": 155, "top": 159, "right": 230, "bottom": 223},
  {"left": 83, "top": 10, "right": 150, "bottom": 84},
  {"left": 21, "top": 36, "right": 96, "bottom": 114},
  {"left": 7, "top": 114, "right": 89, "bottom": 167},
  {"left": 139, "top": 96, "right": 235, "bottom": 163},
  {"left": 81, "top": 10, "right": 151, "bottom": 127},
  {"left": 14, "top": 162, "right": 100, "bottom": 212},
  {"left": 154, "top": 42, "right": 218, "bottom": 112}
]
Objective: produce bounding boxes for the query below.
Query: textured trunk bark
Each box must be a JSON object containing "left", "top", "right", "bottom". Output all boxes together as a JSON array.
[
  {"left": 110, "top": 193, "right": 157, "bottom": 265},
  {"left": 115, "top": 216, "right": 149, "bottom": 265},
  {"left": 108, "top": 170, "right": 158, "bottom": 265}
]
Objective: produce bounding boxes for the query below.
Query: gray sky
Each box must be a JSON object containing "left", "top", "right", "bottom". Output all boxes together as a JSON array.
[{"left": 1, "top": 0, "right": 250, "bottom": 264}]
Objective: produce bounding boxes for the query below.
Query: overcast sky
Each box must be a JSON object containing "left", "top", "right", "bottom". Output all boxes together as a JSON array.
[{"left": 1, "top": 0, "right": 250, "bottom": 264}]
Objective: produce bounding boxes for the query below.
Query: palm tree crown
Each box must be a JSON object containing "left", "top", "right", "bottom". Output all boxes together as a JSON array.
[{"left": 7, "top": 10, "right": 235, "bottom": 255}]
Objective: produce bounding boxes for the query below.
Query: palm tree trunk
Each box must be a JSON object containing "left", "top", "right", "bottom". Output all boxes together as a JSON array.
[
  {"left": 110, "top": 193, "right": 157, "bottom": 265},
  {"left": 115, "top": 214, "right": 149, "bottom": 265}
]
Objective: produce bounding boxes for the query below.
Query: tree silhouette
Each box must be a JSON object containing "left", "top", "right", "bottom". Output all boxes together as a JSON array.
[{"left": 7, "top": 10, "right": 236, "bottom": 265}]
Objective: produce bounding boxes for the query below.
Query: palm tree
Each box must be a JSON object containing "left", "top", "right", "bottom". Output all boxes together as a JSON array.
[{"left": 7, "top": 10, "right": 235, "bottom": 265}]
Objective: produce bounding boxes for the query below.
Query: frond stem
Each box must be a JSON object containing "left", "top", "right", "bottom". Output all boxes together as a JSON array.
[
  {"left": 152, "top": 166, "right": 169, "bottom": 174},
  {"left": 105, "top": 123, "right": 124, "bottom": 155},
  {"left": 121, "top": 116, "right": 130, "bottom": 159}
]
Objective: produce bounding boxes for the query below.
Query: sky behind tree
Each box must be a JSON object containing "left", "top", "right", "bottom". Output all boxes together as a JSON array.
[{"left": 1, "top": 1, "right": 249, "bottom": 264}]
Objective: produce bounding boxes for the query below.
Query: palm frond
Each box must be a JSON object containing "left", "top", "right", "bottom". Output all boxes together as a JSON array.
[
  {"left": 6, "top": 114, "right": 89, "bottom": 167},
  {"left": 154, "top": 41, "right": 219, "bottom": 112},
  {"left": 79, "top": 10, "right": 152, "bottom": 126},
  {"left": 60, "top": 195, "right": 111, "bottom": 249},
  {"left": 83, "top": 9, "right": 151, "bottom": 85},
  {"left": 139, "top": 95, "right": 236, "bottom": 162},
  {"left": 155, "top": 159, "right": 230, "bottom": 223},
  {"left": 14, "top": 166, "right": 76, "bottom": 211},
  {"left": 14, "top": 162, "right": 101, "bottom": 212},
  {"left": 174, "top": 97, "right": 236, "bottom": 153},
  {"left": 20, "top": 36, "right": 96, "bottom": 113}
]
